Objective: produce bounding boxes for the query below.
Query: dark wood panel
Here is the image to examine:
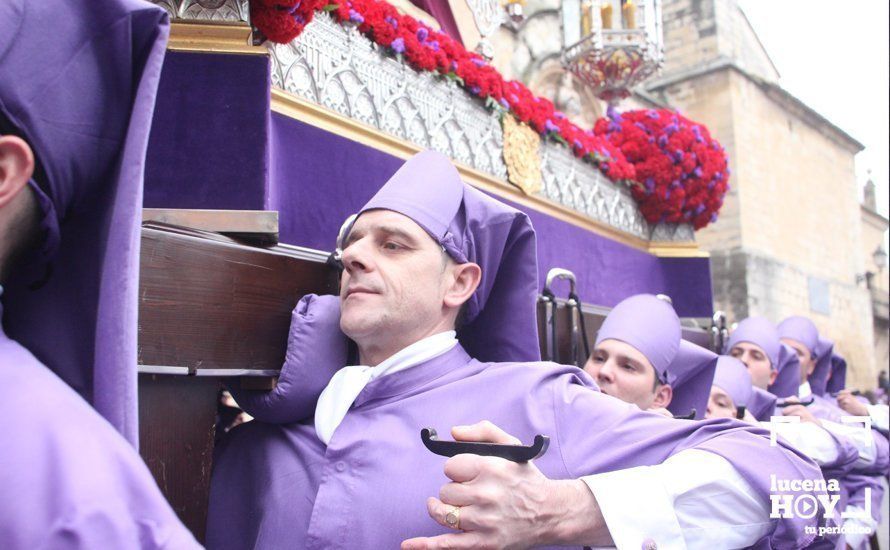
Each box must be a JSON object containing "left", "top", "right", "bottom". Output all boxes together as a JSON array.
[
  {"left": 138, "top": 374, "right": 219, "bottom": 542},
  {"left": 138, "top": 222, "right": 338, "bottom": 374}
]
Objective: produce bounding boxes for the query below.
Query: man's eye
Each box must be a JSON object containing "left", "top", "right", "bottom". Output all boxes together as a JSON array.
[
  {"left": 730, "top": 348, "right": 742, "bottom": 358},
  {"left": 622, "top": 363, "right": 635, "bottom": 372},
  {"left": 593, "top": 355, "right": 605, "bottom": 363},
  {"left": 382, "top": 241, "right": 402, "bottom": 250}
]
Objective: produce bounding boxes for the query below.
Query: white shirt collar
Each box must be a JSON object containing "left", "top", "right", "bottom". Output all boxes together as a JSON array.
[
  {"left": 314, "top": 331, "right": 458, "bottom": 445},
  {"left": 798, "top": 381, "right": 812, "bottom": 399}
]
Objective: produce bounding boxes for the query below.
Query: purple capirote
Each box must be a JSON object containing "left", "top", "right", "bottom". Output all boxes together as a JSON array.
[
  {"left": 349, "top": 149, "right": 539, "bottom": 364},
  {"left": 777, "top": 316, "right": 820, "bottom": 358},
  {"left": 713, "top": 356, "right": 753, "bottom": 409},
  {"left": 727, "top": 316, "right": 781, "bottom": 369},
  {"left": 0, "top": 0, "right": 171, "bottom": 445},
  {"left": 595, "top": 294, "right": 715, "bottom": 419}
]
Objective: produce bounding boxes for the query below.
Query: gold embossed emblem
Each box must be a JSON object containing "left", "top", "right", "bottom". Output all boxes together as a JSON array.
[{"left": 502, "top": 114, "right": 542, "bottom": 195}]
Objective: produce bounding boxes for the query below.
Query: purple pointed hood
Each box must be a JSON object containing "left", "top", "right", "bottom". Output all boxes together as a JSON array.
[
  {"left": 727, "top": 316, "right": 781, "bottom": 369},
  {"left": 777, "top": 316, "right": 819, "bottom": 359},
  {"left": 0, "top": 0, "right": 170, "bottom": 444},
  {"left": 713, "top": 356, "right": 753, "bottom": 409}
]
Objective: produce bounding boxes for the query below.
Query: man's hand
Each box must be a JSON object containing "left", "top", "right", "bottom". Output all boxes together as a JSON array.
[
  {"left": 782, "top": 403, "right": 821, "bottom": 425},
  {"left": 836, "top": 390, "right": 869, "bottom": 416},
  {"left": 401, "top": 421, "right": 612, "bottom": 549}
]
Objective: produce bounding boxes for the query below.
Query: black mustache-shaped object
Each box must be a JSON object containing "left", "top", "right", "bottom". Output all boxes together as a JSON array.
[{"left": 420, "top": 428, "right": 549, "bottom": 463}]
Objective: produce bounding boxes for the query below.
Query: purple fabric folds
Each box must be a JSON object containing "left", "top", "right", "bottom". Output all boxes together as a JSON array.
[
  {"left": 229, "top": 294, "right": 349, "bottom": 423},
  {"left": 0, "top": 0, "right": 171, "bottom": 445},
  {"left": 0, "top": 311, "right": 199, "bottom": 548},
  {"left": 809, "top": 337, "right": 835, "bottom": 396},
  {"left": 825, "top": 353, "right": 847, "bottom": 394},
  {"left": 769, "top": 344, "right": 802, "bottom": 399},
  {"left": 207, "top": 344, "right": 830, "bottom": 549}
]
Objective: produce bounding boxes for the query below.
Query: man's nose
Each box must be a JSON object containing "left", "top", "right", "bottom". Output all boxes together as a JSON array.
[
  {"left": 597, "top": 361, "right": 615, "bottom": 384},
  {"left": 341, "top": 238, "right": 372, "bottom": 274}
]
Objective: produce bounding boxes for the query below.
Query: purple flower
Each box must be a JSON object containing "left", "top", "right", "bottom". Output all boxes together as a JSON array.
[
  {"left": 646, "top": 109, "right": 659, "bottom": 119},
  {"left": 695, "top": 204, "right": 706, "bottom": 215},
  {"left": 608, "top": 122, "right": 621, "bottom": 132},
  {"left": 391, "top": 37, "right": 405, "bottom": 53},
  {"left": 665, "top": 123, "right": 678, "bottom": 136},
  {"left": 725, "top": 167, "right": 732, "bottom": 176},
  {"left": 385, "top": 15, "right": 398, "bottom": 28},
  {"left": 450, "top": 60, "right": 458, "bottom": 71},
  {"left": 707, "top": 180, "right": 716, "bottom": 190},
  {"left": 710, "top": 213, "right": 718, "bottom": 223},
  {"left": 545, "top": 119, "right": 559, "bottom": 133},
  {"left": 428, "top": 40, "right": 440, "bottom": 52},
  {"left": 664, "top": 189, "right": 672, "bottom": 200},
  {"left": 573, "top": 139, "right": 583, "bottom": 149},
  {"left": 348, "top": 9, "right": 364, "bottom": 24},
  {"left": 715, "top": 171, "right": 722, "bottom": 180},
  {"left": 644, "top": 177, "right": 655, "bottom": 191},
  {"left": 657, "top": 135, "right": 668, "bottom": 148},
  {"left": 672, "top": 150, "right": 684, "bottom": 163},
  {"left": 554, "top": 112, "right": 565, "bottom": 120},
  {"left": 470, "top": 85, "right": 481, "bottom": 95},
  {"left": 634, "top": 122, "right": 647, "bottom": 132},
  {"left": 607, "top": 104, "right": 623, "bottom": 122},
  {"left": 693, "top": 167, "right": 702, "bottom": 178},
  {"left": 671, "top": 179, "right": 681, "bottom": 188},
  {"left": 471, "top": 58, "right": 486, "bottom": 67},
  {"left": 601, "top": 162, "right": 610, "bottom": 171},
  {"left": 509, "top": 93, "right": 518, "bottom": 104},
  {"left": 293, "top": 13, "right": 305, "bottom": 24},
  {"left": 287, "top": 1, "right": 302, "bottom": 14},
  {"left": 498, "top": 98, "right": 510, "bottom": 110},
  {"left": 416, "top": 27, "right": 429, "bottom": 42}
]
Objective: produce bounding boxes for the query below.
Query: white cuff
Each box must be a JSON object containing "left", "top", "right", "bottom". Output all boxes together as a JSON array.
[
  {"left": 820, "top": 419, "right": 876, "bottom": 467},
  {"left": 763, "top": 421, "right": 839, "bottom": 465},
  {"left": 841, "top": 505, "right": 877, "bottom": 549},
  {"left": 867, "top": 404, "right": 889, "bottom": 432},
  {"left": 582, "top": 465, "right": 685, "bottom": 550}
]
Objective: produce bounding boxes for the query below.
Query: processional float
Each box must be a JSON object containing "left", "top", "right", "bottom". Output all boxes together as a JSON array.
[{"left": 137, "top": 0, "right": 722, "bottom": 541}]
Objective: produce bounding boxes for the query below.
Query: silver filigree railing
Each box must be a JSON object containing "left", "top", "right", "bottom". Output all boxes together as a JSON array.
[{"left": 147, "top": 2, "right": 693, "bottom": 242}]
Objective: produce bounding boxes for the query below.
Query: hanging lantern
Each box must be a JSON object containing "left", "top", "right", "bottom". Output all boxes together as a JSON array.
[{"left": 561, "top": 0, "right": 664, "bottom": 104}]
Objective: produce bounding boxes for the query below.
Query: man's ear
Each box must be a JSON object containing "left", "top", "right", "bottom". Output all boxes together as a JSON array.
[
  {"left": 652, "top": 383, "right": 673, "bottom": 409},
  {"left": 0, "top": 136, "right": 35, "bottom": 209},
  {"left": 769, "top": 369, "right": 778, "bottom": 385},
  {"left": 443, "top": 261, "right": 481, "bottom": 309}
]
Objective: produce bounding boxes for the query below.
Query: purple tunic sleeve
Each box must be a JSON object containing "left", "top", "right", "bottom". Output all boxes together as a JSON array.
[
  {"left": 548, "top": 371, "right": 831, "bottom": 549},
  {"left": 0, "top": 335, "right": 200, "bottom": 550}
]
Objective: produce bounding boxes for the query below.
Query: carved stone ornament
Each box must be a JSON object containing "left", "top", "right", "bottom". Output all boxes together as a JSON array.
[{"left": 502, "top": 114, "right": 543, "bottom": 195}]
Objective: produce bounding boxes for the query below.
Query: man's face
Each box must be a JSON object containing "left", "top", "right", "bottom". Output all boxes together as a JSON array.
[
  {"left": 705, "top": 386, "right": 737, "bottom": 419},
  {"left": 729, "top": 342, "right": 775, "bottom": 390},
  {"left": 781, "top": 338, "right": 814, "bottom": 383},
  {"left": 584, "top": 339, "right": 659, "bottom": 410},
  {"left": 339, "top": 209, "right": 451, "bottom": 348}
]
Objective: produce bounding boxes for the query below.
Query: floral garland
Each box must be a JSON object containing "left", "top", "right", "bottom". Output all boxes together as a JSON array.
[
  {"left": 251, "top": 0, "right": 729, "bottom": 229},
  {"left": 595, "top": 107, "right": 730, "bottom": 229}
]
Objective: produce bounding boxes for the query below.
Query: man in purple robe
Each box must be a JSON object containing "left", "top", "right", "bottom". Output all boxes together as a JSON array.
[
  {"left": 582, "top": 293, "right": 717, "bottom": 419},
  {"left": 208, "top": 150, "right": 834, "bottom": 549},
  {"left": 0, "top": 0, "right": 199, "bottom": 547}
]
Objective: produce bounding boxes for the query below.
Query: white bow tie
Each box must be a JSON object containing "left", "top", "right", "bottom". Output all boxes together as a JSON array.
[{"left": 314, "top": 331, "right": 457, "bottom": 444}]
